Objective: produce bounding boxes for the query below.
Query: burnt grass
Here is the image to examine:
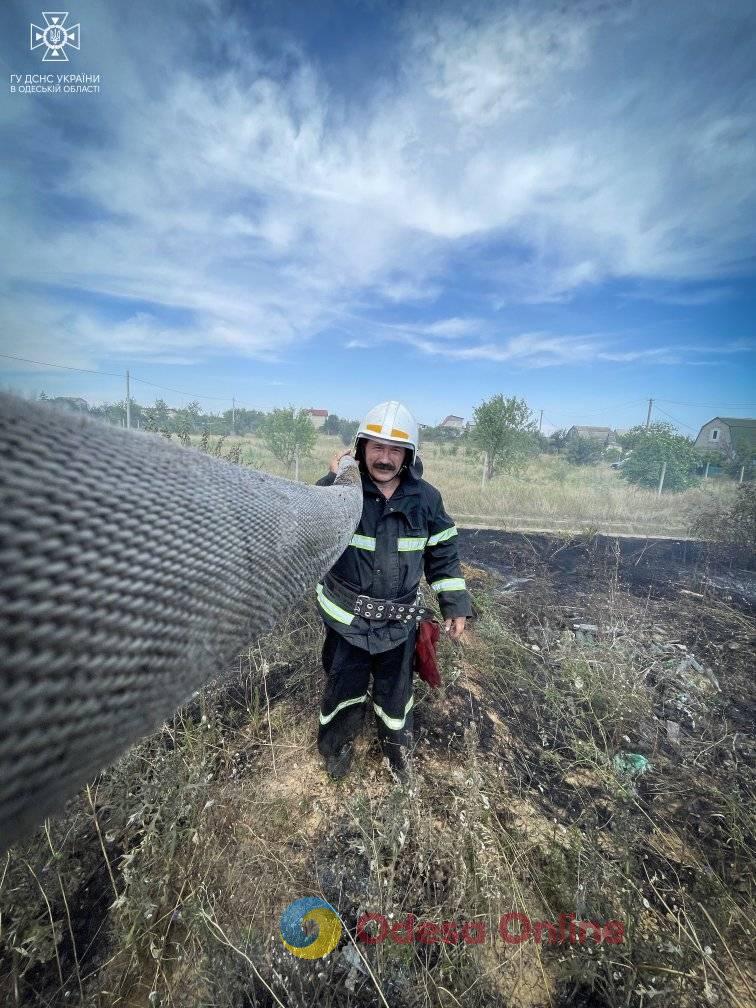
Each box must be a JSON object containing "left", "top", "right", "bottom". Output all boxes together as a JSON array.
[{"left": 1, "top": 531, "right": 754, "bottom": 1008}]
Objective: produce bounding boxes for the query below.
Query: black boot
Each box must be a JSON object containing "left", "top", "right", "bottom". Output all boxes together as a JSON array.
[
  {"left": 384, "top": 744, "right": 413, "bottom": 784},
  {"left": 326, "top": 742, "right": 354, "bottom": 781}
]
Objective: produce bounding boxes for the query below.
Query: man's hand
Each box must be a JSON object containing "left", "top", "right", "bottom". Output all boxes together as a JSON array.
[
  {"left": 329, "top": 449, "right": 353, "bottom": 474},
  {"left": 444, "top": 616, "right": 466, "bottom": 641}
]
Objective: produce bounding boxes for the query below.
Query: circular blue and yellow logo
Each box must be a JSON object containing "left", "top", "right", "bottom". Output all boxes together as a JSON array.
[{"left": 279, "top": 897, "right": 342, "bottom": 959}]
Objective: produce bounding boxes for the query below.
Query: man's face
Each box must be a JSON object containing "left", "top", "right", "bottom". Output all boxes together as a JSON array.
[{"left": 363, "top": 438, "right": 407, "bottom": 483}]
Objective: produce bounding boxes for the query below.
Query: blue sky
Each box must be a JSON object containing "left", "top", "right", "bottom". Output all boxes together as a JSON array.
[{"left": 1, "top": 0, "right": 755, "bottom": 433}]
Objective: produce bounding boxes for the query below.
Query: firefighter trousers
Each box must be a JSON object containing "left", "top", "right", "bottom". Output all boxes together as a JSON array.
[{"left": 317, "top": 626, "right": 416, "bottom": 767}]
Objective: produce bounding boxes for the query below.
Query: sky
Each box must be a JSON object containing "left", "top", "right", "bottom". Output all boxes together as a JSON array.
[{"left": 1, "top": 0, "right": 755, "bottom": 434}]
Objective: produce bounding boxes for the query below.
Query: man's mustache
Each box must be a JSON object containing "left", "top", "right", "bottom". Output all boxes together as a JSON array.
[{"left": 373, "top": 463, "right": 397, "bottom": 471}]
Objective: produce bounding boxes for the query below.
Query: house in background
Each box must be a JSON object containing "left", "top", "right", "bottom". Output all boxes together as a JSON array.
[
  {"left": 40, "top": 395, "right": 89, "bottom": 412},
  {"left": 439, "top": 414, "right": 465, "bottom": 431},
  {"left": 305, "top": 408, "right": 329, "bottom": 428},
  {"left": 694, "top": 417, "right": 756, "bottom": 461},
  {"left": 566, "top": 425, "right": 617, "bottom": 445}
]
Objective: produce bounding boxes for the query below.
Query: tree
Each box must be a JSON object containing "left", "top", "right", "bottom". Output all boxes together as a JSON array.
[
  {"left": 419, "top": 425, "right": 459, "bottom": 443},
  {"left": 143, "top": 398, "right": 170, "bottom": 432},
  {"left": 338, "top": 418, "right": 359, "bottom": 447},
  {"left": 566, "top": 437, "right": 602, "bottom": 466},
  {"left": 322, "top": 414, "right": 340, "bottom": 436},
  {"left": 620, "top": 423, "right": 700, "bottom": 492},
  {"left": 549, "top": 429, "right": 569, "bottom": 455},
  {"left": 173, "top": 400, "right": 203, "bottom": 433},
  {"left": 260, "top": 408, "right": 317, "bottom": 471},
  {"left": 221, "top": 407, "right": 265, "bottom": 435},
  {"left": 469, "top": 394, "right": 536, "bottom": 480},
  {"left": 89, "top": 399, "right": 137, "bottom": 427},
  {"left": 531, "top": 431, "right": 550, "bottom": 455}
]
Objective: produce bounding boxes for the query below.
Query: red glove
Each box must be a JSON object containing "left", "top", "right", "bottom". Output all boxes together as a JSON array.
[{"left": 415, "top": 619, "right": 441, "bottom": 688}]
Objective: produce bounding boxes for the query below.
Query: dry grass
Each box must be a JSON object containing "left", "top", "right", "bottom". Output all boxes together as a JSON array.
[
  {"left": 1, "top": 553, "right": 753, "bottom": 1008},
  {"left": 194, "top": 432, "right": 738, "bottom": 537}
]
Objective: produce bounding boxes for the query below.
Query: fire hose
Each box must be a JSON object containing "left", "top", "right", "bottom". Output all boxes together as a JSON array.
[{"left": 0, "top": 394, "right": 362, "bottom": 853}]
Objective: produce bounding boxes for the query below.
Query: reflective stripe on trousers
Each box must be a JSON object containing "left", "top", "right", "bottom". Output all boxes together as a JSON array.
[{"left": 317, "top": 626, "right": 416, "bottom": 761}]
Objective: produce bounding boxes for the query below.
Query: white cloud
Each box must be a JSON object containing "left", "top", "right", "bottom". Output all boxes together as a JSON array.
[
  {"left": 2, "top": 0, "right": 755, "bottom": 367},
  {"left": 414, "top": 5, "right": 592, "bottom": 125},
  {"left": 358, "top": 324, "right": 755, "bottom": 369}
]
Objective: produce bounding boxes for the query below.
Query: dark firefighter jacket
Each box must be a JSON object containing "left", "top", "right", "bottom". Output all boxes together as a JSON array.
[{"left": 316, "top": 463, "right": 472, "bottom": 654}]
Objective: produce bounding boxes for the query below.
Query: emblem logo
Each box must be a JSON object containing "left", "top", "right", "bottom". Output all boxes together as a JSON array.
[
  {"left": 279, "top": 897, "right": 342, "bottom": 959},
  {"left": 30, "top": 12, "right": 80, "bottom": 62}
]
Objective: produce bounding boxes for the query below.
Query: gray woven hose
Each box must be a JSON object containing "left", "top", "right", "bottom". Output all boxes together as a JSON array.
[{"left": 0, "top": 394, "right": 362, "bottom": 853}]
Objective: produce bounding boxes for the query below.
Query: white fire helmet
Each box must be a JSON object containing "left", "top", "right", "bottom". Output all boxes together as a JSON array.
[{"left": 355, "top": 401, "right": 419, "bottom": 464}]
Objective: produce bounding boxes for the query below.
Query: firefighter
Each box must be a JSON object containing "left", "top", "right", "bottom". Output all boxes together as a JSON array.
[{"left": 315, "top": 401, "right": 471, "bottom": 780}]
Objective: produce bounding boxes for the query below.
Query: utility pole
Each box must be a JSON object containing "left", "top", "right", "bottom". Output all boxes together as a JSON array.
[
  {"left": 232, "top": 397, "right": 236, "bottom": 436},
  {"left": 126, "top": 370, "right": 131, "bottom": 429},
  {"left": 538, "top": 409, "right": 543, "bottom": 434},
  {"left": 645, "top": 398, "right": 653, "bottom": 428}
]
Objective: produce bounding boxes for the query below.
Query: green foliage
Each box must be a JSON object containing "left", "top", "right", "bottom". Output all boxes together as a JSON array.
[
  {"left": 532, "top": 432, "right": 550, "bottom": 455},
  {"left": 549, "top": 428, "right": 569, "bottom": 454},
  {"left": 143, "top": 398, "right": 170, "bottom": 431},
  {"left": 469, "top": 394, "right": 536, "bottom": 478},
  {"left": 620, "top": 423, "right": 699, "bottom": 492},
  {"left": 81, "top": 398, "right": 142, "bottom": 427},
  {"left": 419, "top": 424, "right": 460, "bottom": 443},
  {"left": 322, "top": 413, "right": 340, "bottom": 435},
  {"left": 722, "top": 456, "right": 755, "bottom": 480},
  {"left": 222, "top": 407, "right": 265, "bottom": 435},
  {"left": 566, "top": 437, "right": 602, "bottom": 466},
  {"left": 210, "top": 434, "right": 227, "bottom": 457},
  {"left": 259, "top": 407, "right": 317, "bottom": 469},
  {"left": 690, "top": 483, "right": 756, "bottom": 547},
  {"left": 171, "top": 400, "right": 202, "bottom": 433},
  {"left": 338, "top": 418, "right": 359, "bottom": 447}
]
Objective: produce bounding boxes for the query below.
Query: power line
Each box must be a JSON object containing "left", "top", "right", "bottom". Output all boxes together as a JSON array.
[
  {"left": 0, "top": 352, "right": 236, "bottom": 406},
  {"left": 654, "top": 406, "right": 697, "bottom": 432},
  {"left": 657, "top": 399, "right": 756, "bottom": 408},
  {"left": 543, "top": 399, "right": 645, "bottom": 419},
  {"left": 541, "top": 415, "right": 563, "bottom": 430},
  {"left": 0, "top": 352, "right": 123, "bottom": 378},
  {"left": 128, "top": 376, "right": 231, "bottom": 403}
]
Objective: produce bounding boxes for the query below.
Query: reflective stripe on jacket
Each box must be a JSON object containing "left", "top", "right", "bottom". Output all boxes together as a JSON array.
[{"left": 316, "top": 465, "right": 472, "bottom": 653}]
